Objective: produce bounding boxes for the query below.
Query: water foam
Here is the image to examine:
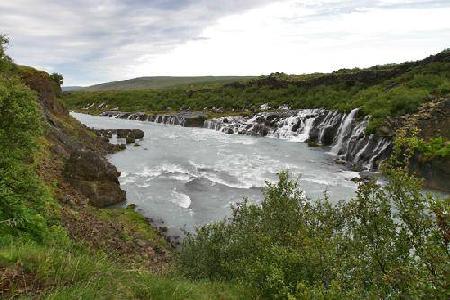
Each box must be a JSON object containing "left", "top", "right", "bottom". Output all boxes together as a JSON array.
[{"left": 170, "top": 190, "right": 191, "bottom": 209}]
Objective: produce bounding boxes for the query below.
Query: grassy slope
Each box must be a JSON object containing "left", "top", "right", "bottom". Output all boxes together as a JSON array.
[
  {"left": 0, "top": 63, "right": 256, "bottom": 298},
  {"left": 84, "top": 76, "right": 257, "bottom": 91},
  {"left": 63, "top": 50, "right": 450, "bottom": 133}
]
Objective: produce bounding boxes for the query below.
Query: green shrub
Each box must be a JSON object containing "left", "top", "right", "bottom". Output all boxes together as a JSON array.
[
  {"left": 418, "top": 137, "right": 450, "bottom": 158},
  {"left": 390, "top": 129, "right": 450, "bottom": 167},
  {"left": 0, "top": 76, "right": 53, "bottom": 240},
  {"left": 0, "top": 35, "right": 14, "bottom": 73},
  {"left": 179, "top": 171, "right": 449, "bottom": 298}
]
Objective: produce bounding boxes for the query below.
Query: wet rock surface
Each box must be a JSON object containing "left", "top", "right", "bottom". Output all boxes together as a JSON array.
[
  {"left": 64, "top": 149, "right": 126, "bottom": 207},
  {"left": 101, "top": 111, "right": 207, "bottom": 127},
  {"left": 93, "top": 128, "right": 144, "bottom": 144},
  {"left": 100, "top": 108, "right": 393, "bottom": 172}
]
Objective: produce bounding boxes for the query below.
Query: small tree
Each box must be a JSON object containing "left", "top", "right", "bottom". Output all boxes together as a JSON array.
[
  {"left": 0, "top": 34, "right": 14, "bottom": 72},
  {"left": 50, "top": 72, "right": 63, "bottom": 86}
]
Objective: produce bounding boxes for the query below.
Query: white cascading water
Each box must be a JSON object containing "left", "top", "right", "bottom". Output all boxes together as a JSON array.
[
  {"left": 367, "top": 138, "right": 390, "bottom": 170},
  {"left": 297, "top": 117, "right": 315, "bottom": 142},
  {"left": 354, "top": 135, "right": 372, "bottom": 163},
  {"left": 101, "top": 108, "right": 392, "bottom": 172},
  {"left": 330, "top": 108, "right": 359, "bottom": 155},
  {"left": 270, "top": 110, "right": 318, "bottom": 142}
]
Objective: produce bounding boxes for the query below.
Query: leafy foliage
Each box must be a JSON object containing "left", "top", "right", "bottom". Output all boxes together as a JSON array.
[
  {"left": 0, "top": 75, "right": 55, "bottom": 240},
  {"left": 390, "top": 128, "right": 450, "bottom": 170},
  {"left": 0, "top": 236, "right": 255, "bottom": 299},
  {"left": 179, "top": 171, "right": 449, "bottom": 298},
  {"left": 50, "top": 72, "right": 63, "bottom": 86},
  {"left": 417, "top": 137, "right": 450, "bottom": 158},
  {"left": 0, "top": 35, "right": 14, "bottom": 73}
]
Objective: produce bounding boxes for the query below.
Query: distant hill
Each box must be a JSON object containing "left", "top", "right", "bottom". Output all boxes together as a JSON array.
[
  {"left": 62, "top": 86, "right": 84, "bottom": 91},
  {"left": 83, "top": 76, "right": 257, "bottom": 91}
]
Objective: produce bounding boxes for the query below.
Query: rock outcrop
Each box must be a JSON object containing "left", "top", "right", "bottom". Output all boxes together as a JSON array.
[
  {"left": 19, "top": 67, "right": 66, "bottom": 116},
  {"left": 97, "top": 98, "right": 448, "bottom": 190},
  {"left": 93, "top": 128, "right": 145, "bottom": 144},
  {"left": 20, "top": 69, "right": 128, "bottom": 208},
  {"left": 410, "top": 155, "right": 450, "bottom": 192},
  {"left": 101, "top": 111, "right": 207, "bottom": 127},
  {"left": 397, "top": 97, "right": 450, "bottom": 192},
  {"left": 64, "top": 149, "right": 126, "bottom": 207}
]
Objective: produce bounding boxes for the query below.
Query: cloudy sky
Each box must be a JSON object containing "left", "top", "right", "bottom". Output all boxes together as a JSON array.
[{"left": 1, "top": 0, "right": 449, "bottom": 86}]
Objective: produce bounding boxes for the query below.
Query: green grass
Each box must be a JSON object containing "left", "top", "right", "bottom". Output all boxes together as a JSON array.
[
  {"left": 0, "top": 239, "right": 256, "bottom": 299},
  {"left": 96, "top": 206, "right": 169, "bottom": 250}
]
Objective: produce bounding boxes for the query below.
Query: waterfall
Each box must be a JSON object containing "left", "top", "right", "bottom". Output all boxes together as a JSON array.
[
  {"left": 299, "top": 117, "right": 314, "bottom": 141},
  {"left": 100, "top": 108, "right": 392, "bottom": 172},
  {"left": 367, "top": 138, "right": 391, "bottom": 170},
  {"left": 354, "top": 134, "right": 372, "bottom": 163},
  {"left": 330, "top": 108, "right": 359, "bottom": 155}
]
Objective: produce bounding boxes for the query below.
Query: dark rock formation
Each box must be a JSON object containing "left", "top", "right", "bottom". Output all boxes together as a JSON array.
[
  {"left": 182, "top": 114, "right": 207, "bottom": 127},
  {"left": 379, "top": 97, "right": 450, "bottom": 191},
  {"left": 64, "top": 150, "right": 126, "bottom": 207},
  {"left": 100, "top": 111, "right": 207, "bottom": 127},
  {"left": 410, "top": 155, "right": 450, "bottom": 192},
  {"left": 93, "top": 128, "right": 145, "bottom": 144},
  {"left": 321, "top": 125, "right": 338, "bottom": 145},
  {"left": 19, "top": 68, "right": 66, "bottom": 117}
]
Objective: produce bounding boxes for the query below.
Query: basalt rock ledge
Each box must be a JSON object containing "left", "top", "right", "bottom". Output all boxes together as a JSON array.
[
  {"left": 101, "top": 111, "right": 207, "bottom": 127},
  {"left": 64, "top": 149, "right": 126, "bottom": 207}
]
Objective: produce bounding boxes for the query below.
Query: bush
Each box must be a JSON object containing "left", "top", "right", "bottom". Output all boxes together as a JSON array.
[
  {"left": 179, "top": 171, "right": 449, "bottom": 298},
  {"left": 0, "top": 35, "right": 14, "bottom": 73},
  {"left": 0, "top": 76, "right": 53, "bottom": 240}
]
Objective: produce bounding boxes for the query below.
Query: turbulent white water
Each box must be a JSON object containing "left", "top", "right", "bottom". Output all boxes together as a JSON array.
[
  {"left": 72, "top": 112, "right": 360, "bottom": 237},
  {"left": 330, "top": 108, "right": 359, "bottom": 155}
]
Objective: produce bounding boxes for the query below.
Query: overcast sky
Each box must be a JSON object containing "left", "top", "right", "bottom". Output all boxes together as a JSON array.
[{"left": 1, "top": 0, "right": 449, "bottom": 86}]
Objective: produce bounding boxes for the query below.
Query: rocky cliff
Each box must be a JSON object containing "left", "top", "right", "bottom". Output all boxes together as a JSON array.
[
  {"left": 19, "top": 68, "right": 127, "bottom": 208},
  {"left": 398, "top": 97, "right": 449, "bottom": 191},
  {"left": 17, "top": 67, "right": 171, "bottom": 273}
]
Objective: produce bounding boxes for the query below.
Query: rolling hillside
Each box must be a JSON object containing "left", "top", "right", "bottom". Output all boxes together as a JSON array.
[{"left": 82, "top": 76, "right": 257, "bottom": 91}]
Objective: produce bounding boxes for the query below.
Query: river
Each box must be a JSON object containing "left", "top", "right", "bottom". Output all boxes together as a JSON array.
[{"left": 71, "top": 112, "right": 359, "bottom": 237}]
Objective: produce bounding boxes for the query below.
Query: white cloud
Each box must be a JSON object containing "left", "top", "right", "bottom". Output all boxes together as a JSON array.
[{"left": 133, "top": 1, "right": 450, "bottom": 78}]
